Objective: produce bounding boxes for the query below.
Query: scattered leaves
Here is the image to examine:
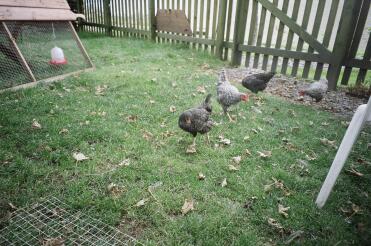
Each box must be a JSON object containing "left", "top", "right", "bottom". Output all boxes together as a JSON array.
[
  {"left": 135, "top": 198, "right": 149, "bottom": 207},
  {"left": 72, "top": 152, "right": 89, "bottom": 162},
  {"left": 148, "top": 181, "right": 163, "bottom": 193},
  {"left": 118, "top": 159, "right": 130, "bottom": 166},
  {"left": 257, "top": 151, "right": 272, "bottom": 159},
  {"left": 150, "top": 78, "right": 157, "bottom": 83},
  {"left": 181, "top": 199, "right": 194, "bottom": 215},
  {"left": 232, "top": 156, "right": 242, "bottom": 164},
  {"left": 32, "top": 119, "right": 42, "bottom": 129},
  {"left": 218, "top": 136, "right": 231, "bottom": 145},
  {"left": 59, "top": 128, "right": 69, "bottom": 135},
  {"left": 345, "top": 167, "right": 364, "bottom": 177},
  {"left": 126, "top": 115, "right": 138, "bottom": 122},
  {"left": 149, "top": 100, "right": 155, "bottom": 104},
  {"left": 228, "top": 165, "right": 240, "bottom": 171},
  {"left": 169, "top": 106, "right": 176, "bottom": 113},
  {"left": 95, "top": 85, "right": 108, "bottom": 95},
  {"left": 42, "top": 237, "right": 65, "bottom": 246},
  {"left": 320, "top": 138, "right": 337, "bottom": 148},
  {"left": 278, "top": 204, "right": 290, "bottom": 218},
  {"left": 198, "top": 173, "right": 206, "bottom": 180},
  {"left": 107, "top": 183, "right": 124, "bottom": 197},
  {"left": 221, "top": 178, "right": 227, "bottom": 187},
  {"left": 142, "top": 130, "right": 153, "bottom": 140},
  {"left": 186, "top": 144, "right": 196, "bottom": 154},
  {"left": 284, "top": 230, "right": 304, "bottom": 244},
  {"left": 196, "top": 85, "right": 206, "bottom": 94},
  {"left": 245, "top": 149, "right": 251, "bottom": 156},
  {"left": 268, "top": 218, "right": 284, "bottom": 233}
]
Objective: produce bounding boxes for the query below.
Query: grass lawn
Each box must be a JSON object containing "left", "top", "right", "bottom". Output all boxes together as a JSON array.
[{"left": 0, "top": 32, "right": 370, "bottom": 245}]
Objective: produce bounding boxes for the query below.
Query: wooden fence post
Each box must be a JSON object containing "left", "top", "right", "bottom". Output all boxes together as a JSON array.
[
  {"left": 327, "top": 0, "right": 361, "bottom": 90},
  {"left": 215, "top": 0, "right": 228, "bottom": 59},
  {"left": 103, "top": 0, "right": 112, "bottom": 36},
  {"left": 231, "top": 0, "right": 249, "bottom": 66},
  {"left": 149, "top": 0, "right": 157, "bottom": 41}
]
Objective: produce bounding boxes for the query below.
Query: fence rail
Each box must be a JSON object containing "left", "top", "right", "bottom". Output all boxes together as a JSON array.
[{"left": 76, "top": 0, "right": 371, "bottom": 90}]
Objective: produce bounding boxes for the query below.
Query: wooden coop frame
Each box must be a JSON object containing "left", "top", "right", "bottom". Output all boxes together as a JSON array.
[{"left": 0, "top": 0, "right": 94, "bottom": 91}]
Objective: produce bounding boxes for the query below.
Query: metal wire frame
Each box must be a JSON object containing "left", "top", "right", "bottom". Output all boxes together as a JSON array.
[
  {"left": 0, "top": 21, "right": 94, "bottom": 91},
  {"left": 0, "top": 197, "right": 138, "bottom": 246}
]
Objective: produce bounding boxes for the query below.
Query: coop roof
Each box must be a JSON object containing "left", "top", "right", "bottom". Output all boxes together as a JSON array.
[{"left": 0, "top": 0, "right": 84, "bottom": 21}]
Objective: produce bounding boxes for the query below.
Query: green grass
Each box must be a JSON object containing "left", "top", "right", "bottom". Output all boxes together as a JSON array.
[{"left": 0, "top": 32, "right": 370, "bottom": 245}]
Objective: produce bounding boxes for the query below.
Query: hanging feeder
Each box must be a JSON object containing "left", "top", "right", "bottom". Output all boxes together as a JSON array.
[{"left": 49, "top": 46, "right": 67, "bottom": 65}]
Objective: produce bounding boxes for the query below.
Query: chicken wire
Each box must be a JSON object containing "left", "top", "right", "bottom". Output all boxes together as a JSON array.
[
  {"left": 0, "top": 21, "right": 92, "bottom": 90},
  {"left": 0, "top": 197, "right": 137, "bottom": 246},
  {"left": 0, "top": 23, "right": 33, "bottom": 89}
]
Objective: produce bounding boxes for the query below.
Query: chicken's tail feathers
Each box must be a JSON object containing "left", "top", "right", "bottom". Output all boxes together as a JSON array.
[
  {"left": 218, "top": 68, "right": 229, "bottom": 86},
  {"left": 204, "top": 93, "right": 212, "bottom": 104}
]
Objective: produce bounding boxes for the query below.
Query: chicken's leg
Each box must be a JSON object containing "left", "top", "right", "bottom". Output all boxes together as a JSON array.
[
  {"left": 227, "top": 112, "right": 235, "bottom": 122},
  {"left": 206, "top": 133, "right": 210, "bottom": 144},
  {"left": 192, "top": 136, "right": 196, "bottom": 146}
]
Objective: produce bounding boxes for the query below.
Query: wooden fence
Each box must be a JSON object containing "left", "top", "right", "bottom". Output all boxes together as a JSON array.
[{"left": 76, "top": 0, "right": 371, "bottom": 90}]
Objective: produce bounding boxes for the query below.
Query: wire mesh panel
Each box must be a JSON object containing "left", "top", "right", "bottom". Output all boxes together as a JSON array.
[
  {"left": 0, "top": 21, "right": 93, "bottom": 90},
  {"left": 0, "top": 23, "right": 33, "bottom": 89},
  {"left": 0, "top": 197, "right": 137, "bottom": 246}
]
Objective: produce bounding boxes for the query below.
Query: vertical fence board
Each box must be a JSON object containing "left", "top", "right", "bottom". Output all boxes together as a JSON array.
[
  {"left": 198, "top": 0, "right": 205, "bottom": 49},
  {"left": 302, "top": 0, "right": 326, "bottom": 78},
  {"left": 314, "top": 0, "right": 340, "bottom": 79},
  {"left": 253, "top": 5, "right": 266, "bottom": 68},
  {"left": 291, "top": 0, "right": 312, "bottom": 77},
  {"left": 356, "top": 33, "right": 371, "bottom": 85},
  {"left": 281, "top": 0, "right": 300, "bottom": 74},
  {"left": 270, "top": 0, "right": 288, "bottom": 72},
  {"left": 211, "top": 0, "right": 219, "bottom": 53},
  {"left": 327, "top": 0, "right": 362, "bottom": 90},
  {"left": 231, "top": 0, "right": 249, "bottom": 66},
  {"left": 341, "top": 0, "right": 370, "bottom": 85},
  {"left": 149, "top": 0, "right": 156, "bottom": 40},
  {"left": 205, "top": 0, "right": 212, "bottom": 50},
  {"left": 262, "top": 0, "right": 278, "bottom": 70},
  {"left": 245, "top": 0, "right": 258, "bottom": 67},
  {"left": 193, "top": 0, "right": 199, "bottom": 48},
  {"left": 223, "top": 0, "right": 234, "bottom": 60},
  {"left": 215, "top": 0, "right": 227, "bottom": 58}
]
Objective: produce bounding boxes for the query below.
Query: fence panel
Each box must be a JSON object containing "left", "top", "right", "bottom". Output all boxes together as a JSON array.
[{"left": 79, "top": 0, "right": 371, "bottom": 89}]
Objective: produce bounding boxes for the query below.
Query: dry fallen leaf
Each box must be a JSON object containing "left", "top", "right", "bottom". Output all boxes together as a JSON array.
[
  {"left": 107, "top": 183, "right": 124, "bottom": 197},
  {"left": 321, "top": 122, "right": 329, "bottom": 126},
  {"left": 169, "top": 106, "right": 177, "bottom": 113},
  {"left": 142, "top": 131, "right": 153, "bottom": 140},
  {"left": 118, "top": 159, "right": 130, "bottom": 166},
  {"left": 245, "top": 149, "right": 252, "bottom": 156},
  {"left": 95, "top": 85, "right": 108, "bottom": 95},
  {"left": 42, "top": 237, "right": 65, "bottom": 246},
  {"left": 171, "top": 82, "right": 177, "bottom": 87},
  {"left": 32, "top": 119, "right": 42, "bottom": 129},
  {"left": 59, "top": 128, "right": 69, "bottom": 135},
  {"left": 218, "top": 136, "right": 231, "bottom": 145},
  {"left": 186, "top": 144, "right": 197, "bottom": 154},
  {"left": 278, "top": 204, "right": 290, "bottom": 218},
  {"left": 72, "top": 152, "right": 89, "bottom": 162},
  {"left": 232, "top": 156, "right": 242, "bottom": 164},
  {"left": 151, "top": 78, "right": 157, "bottom": 83},
  {"left": 228, "top": 164, "right": 240, "bottom": 171},
  {"left": 251, "top": 106, "right": 262, "bottom": 114},
  {"left": 267, "top": 218, "right": 285, "bottom": 234},
  {"left": 257, "top": 151, "right": 272, "bottom": 159},
  {"left": 126, "top": 115, "right": 138, "bottom": 122},
  {"left": 149, "top": 100, "right": 156, "bottom": 104},
  {"left": 198, "top": 173, "right": 206, "bottom": 180},
  {"left": 221, "top": 178, "right": 227, "bottom": 187},
  {"left": 196, "top": 85, "right": 206, "bottom": 94},
  {"left": 345, "top": 167, "right": 364, "bottom": 177},
  {"left": 135, "top": 198, "right": 149, "bottom": 207},
  {"left": 181, "top": 199, "right": 194, "bottom": 215},
  {"left": 284, "top": 230, "right": 304, "bottom": 245},
  {"left": 320, "top": 138, "right": 337, "bottom": 148},
  {"left": 148, "top": 181, "right": 163, "bottom": 193}
]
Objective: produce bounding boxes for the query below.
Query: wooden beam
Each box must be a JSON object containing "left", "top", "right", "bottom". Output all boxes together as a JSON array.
[
  {"left": 327, "top": 0, "right": 361, "bottom": 90},
  {"left": 149, "top": 0, "right": 156, "bottom": 41},
  {"left": 68, "top": 21, "right": 94, "bottom": 68},
  {"left": 238, "top": 44, "right": 325, "bottom": 63},
  {"left": 103, "top": 0, "right": 112, "bottom": 36},
  {"left": 2, "top": 22, "right": 36, "bottom": 82},
  {"left": 231, "top": 0, "right": 249, "bottom": 66},
  {"left": 157, "top": 32, "right": 215, "bottom": 45},
  {"left": 256, "top": 0, "right": 332, "bottom": 61},
  {"left": 215, "top": 0, "right": 227, "bottom": 59},
  {"left": 83, "top": 22, "right": 150, "bottom": 35},
  {"left": 344, "top": 59, "right": 371, "bottom": 70},
  {"left": 0, "top": 7, "right": 84, "bottom": 21},
  {"left": 0, "top": 0, "right": 70, "bottom": 9}
]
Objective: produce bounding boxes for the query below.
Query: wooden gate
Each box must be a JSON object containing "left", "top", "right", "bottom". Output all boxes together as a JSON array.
[{"left": 79, "top": 0, "right": 371, "bottom": 90}]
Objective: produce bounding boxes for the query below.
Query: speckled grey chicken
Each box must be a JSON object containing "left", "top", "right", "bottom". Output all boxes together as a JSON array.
[
  {"left": 299, "top": 79, "right": 328, "bottom": 102},
  {"left": 242, "top": 71, "right": 275, "bottom": 93},
  {"left": 178, "top": 94, "right": 213, "bottom": 146},
  {"left": 217, "top": 69, "right": 249, "bottom": 122}
]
